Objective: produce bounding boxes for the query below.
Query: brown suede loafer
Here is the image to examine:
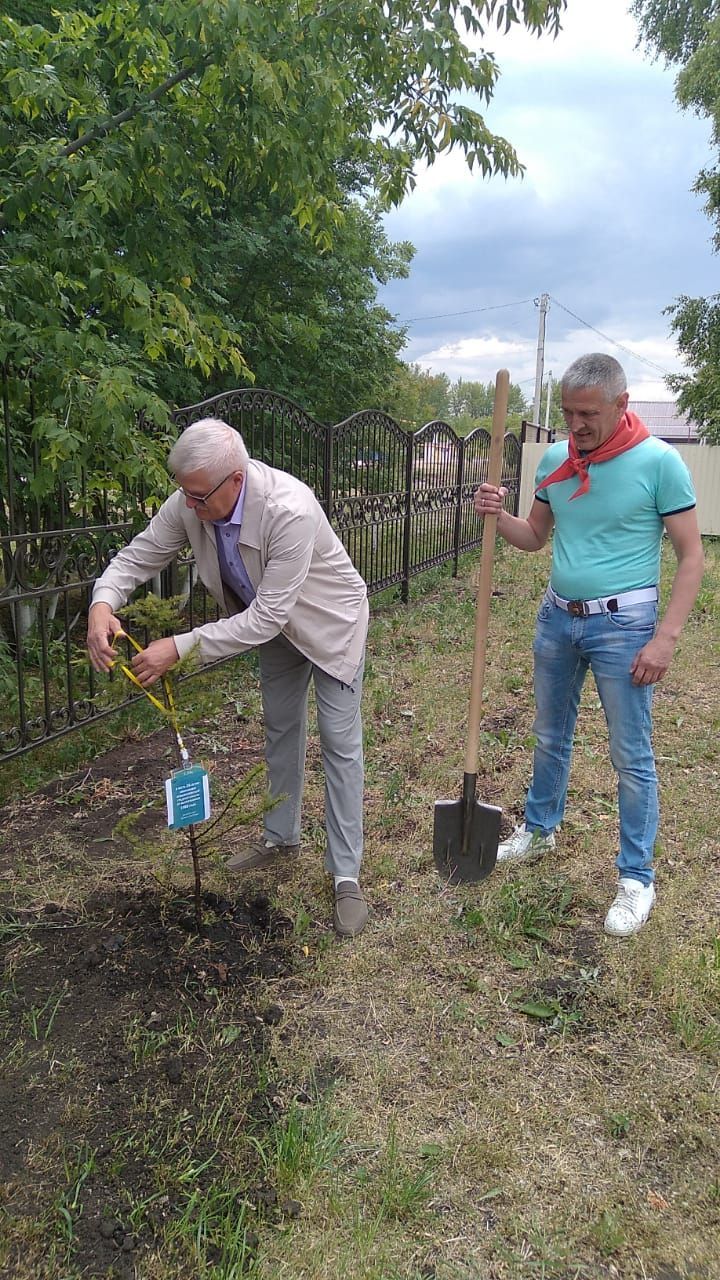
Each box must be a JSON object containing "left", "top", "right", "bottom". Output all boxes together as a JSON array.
[
  {"left": 225, "top": 838, "right": 300, "bottom": 874},
  {"left": 333, "top": 881, "right": 368, "bottom": 938}
]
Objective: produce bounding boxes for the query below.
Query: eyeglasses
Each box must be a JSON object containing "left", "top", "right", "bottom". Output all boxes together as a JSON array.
[{"left": 175, "top": 472, "right": 235, "bottom": 505}]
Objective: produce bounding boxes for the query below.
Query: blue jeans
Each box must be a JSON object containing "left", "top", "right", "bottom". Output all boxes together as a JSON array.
[{"left": 525, "top": 591, "right": 659, "bottom": 886}]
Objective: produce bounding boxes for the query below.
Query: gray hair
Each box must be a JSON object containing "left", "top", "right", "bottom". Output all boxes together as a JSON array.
[
  {"left": 168, "top": 418, "right": 249, "bottom": 480},
  {"left": 561, "top": 353, "right": 627, "bottom": 400}
]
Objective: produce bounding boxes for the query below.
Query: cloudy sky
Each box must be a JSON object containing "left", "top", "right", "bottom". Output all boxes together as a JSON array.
[{"left": 378, "top": 0, "right": 719, "bottom": 409}]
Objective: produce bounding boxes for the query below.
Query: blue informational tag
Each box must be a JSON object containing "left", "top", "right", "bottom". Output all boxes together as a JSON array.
[{"left": 165, "top": 765, "right": 211, "bottom": 829}]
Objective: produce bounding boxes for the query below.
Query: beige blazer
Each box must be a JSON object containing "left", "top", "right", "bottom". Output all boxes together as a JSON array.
[{"left": 91, "top": 459, "right": 369, "bottom": 683}]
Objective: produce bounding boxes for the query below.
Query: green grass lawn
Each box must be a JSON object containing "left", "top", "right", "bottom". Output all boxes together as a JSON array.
[{"left": 1, "top": 538, "right": 718, "bottom": 1279}]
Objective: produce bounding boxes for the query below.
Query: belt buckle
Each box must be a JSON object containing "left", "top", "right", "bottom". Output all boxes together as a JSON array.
[{"left": 568, "top": 599, "right": 587, "bottom": 617}]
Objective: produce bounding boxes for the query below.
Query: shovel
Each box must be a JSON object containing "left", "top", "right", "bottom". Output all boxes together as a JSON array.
[{"left": 433, "top": 368, "right": 509, "bottom": 884}]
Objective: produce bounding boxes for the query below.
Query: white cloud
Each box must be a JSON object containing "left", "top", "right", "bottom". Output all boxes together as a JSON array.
[
  {"left": 417, "top": 333, "right": 528, "bottom": 379},
  {"left": 378, "top": 0, "right": 718, "bottom": 413},
  {"left": 479, "top": 0, "right": 641, "bottom": 69},
  {"left": 406, "top": 319, "right": 688, "bottom": 405}
]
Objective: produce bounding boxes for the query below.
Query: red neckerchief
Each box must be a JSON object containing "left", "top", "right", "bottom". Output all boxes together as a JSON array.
[{"left": 535, "top": 410, "right": 651, "bottom": 501}]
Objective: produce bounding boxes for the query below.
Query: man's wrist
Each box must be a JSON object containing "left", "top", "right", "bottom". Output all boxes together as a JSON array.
[{"left": 655, "top": 624, "right": 680, "bottom": 644}]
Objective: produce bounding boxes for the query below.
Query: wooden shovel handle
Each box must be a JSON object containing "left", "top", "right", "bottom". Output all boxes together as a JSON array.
[{"left": 464, "top": 368, "right": 510, "bottom": 774}]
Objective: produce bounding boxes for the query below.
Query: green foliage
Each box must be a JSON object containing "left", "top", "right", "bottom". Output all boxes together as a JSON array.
[
  {"left": 541, "top": 374, "right": 568, "bottom": 430},
  {"left": 0, "top": 0, "right": 568, "bottom": 524},
  {"left": 119, "top": 593, "right": 199, "bottom": 677},
  {"left": 384, "top": 363, "right": 452, "bottom": 426},
  {"left": 384, "top": 364, "right": 529, "bottom": 429},
  {"left": 664, "top": 293, "right": 720, "bottom": 442},
  {"left": 449, "top": 377, "right": 529, "bottom": 419},
  {"left": 208, "top": 198, "right": 414, "bottom": 424},
  {"left": 120, "top": 594, "right": 187, "bottom": 640},
  {"left": 632, "top": 0, "right": 716, "bottom": 64},
  {"left": 607, "top": 1111, "right": 632, "bottom": 1138},
  {"left": 591, "top": 1207, "right": 628, "bottom": 1257},
  {"left": 100, "top": 594, "right": 199, "bottom": 709},
  {"left": 458, "top": 875, "right": 576, "bottom": 958},
  {"left": 250, "top": 1094, "right": 346, "bottom": 1193},
  {"left": 373, "top": 1125, "right": 439, "bottom": 1222},
  {"left": 633, "top": 2, "right": 720, "bottom": 439}
]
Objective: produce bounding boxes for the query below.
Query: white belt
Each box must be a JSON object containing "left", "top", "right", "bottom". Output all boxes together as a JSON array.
[{"left": 549, "top": 586, "right": 658, "bottom": 617}]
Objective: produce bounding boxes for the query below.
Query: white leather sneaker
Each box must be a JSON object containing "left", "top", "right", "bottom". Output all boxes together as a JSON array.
[
  {"left": 497, "top": 823, "right": 556, "bottom": 863},
  {"left": 604, "top": 878, "right": 656, "bottom": 937}
]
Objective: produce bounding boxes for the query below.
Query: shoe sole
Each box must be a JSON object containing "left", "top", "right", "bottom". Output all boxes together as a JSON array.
[
  {"left": 497, "top": 849, "right": 545, "bottom": 864},
  {"left": 333, "top": 912, "right": 368, "bottom": 938},
  {"left": 604, "top": 917, "right": 652, "bottom": 938},
  {"left": 604, "top": 907, "right": 655, "bottom": 938},
  {"left": 497, "top": 841, "right": 555, "bottom": 864}
]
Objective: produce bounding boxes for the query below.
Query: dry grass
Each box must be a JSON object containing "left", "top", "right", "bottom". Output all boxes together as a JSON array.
[
  {"left": 262, "top": 538, "right": 720, "bottom": 1280},
  {"left": 1, "top": 539, "right": 718, "bottom": 1280}
]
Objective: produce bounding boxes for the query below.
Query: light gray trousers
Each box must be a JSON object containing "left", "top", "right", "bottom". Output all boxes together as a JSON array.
[{"left": 258, "top": 634, "right": 365, "bottom": 881}]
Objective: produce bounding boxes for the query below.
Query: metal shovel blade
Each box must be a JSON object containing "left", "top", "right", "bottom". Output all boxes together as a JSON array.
[{"left": 433, "top": 773, "right": 502, "bottom": 885}]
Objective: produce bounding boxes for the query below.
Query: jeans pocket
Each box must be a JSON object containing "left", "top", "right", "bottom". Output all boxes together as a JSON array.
[
  {"left": 606, "top": 601, "right": 658, "bottom": 632},
  {"left": 536, "top": 592, "right": 554, "bottom": 624}
]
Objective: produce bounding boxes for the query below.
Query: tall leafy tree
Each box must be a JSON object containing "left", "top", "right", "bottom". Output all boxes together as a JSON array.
[
  {"left": 633, "top": 0, "right": 720, "bottom": 440},
  {"left": 179, "top": 195, "right": 414, "bottom": 424},
  {"left": 385, "top": 365, "right": 528, "bottom": 430},
  {"left": 448, "top": 378, "right": 528, "bottom": 418},
  {"left": 631, "top": 0, "right": 716, "bottom": 61},
  {"left": 660, "top": 292, "right": 720, "bottom": 439},
  {"left": 1, "top": 0, "right": 568, "bottom": 517},
  {"left": 385, "top": 364, "right": 452, "bottom": 426}
]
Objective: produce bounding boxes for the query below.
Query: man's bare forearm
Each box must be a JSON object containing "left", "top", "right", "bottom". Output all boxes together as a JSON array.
[
  {"left": 655, "top": 547, "right": 705, "bottom": 643},
  {"left": 496, "top": 508, "right": 549, "bottom": 551},
  {"left": 657, "top": 510, "right": 705, "bottom": 644},
  {"left": 474, "top": 487, "right": 553, "bottom": 551}
]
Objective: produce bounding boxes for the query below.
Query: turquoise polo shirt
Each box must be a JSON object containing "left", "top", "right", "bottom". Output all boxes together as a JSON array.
[{"left": 534, "top": 436, "right": 696, "bottom": 599}]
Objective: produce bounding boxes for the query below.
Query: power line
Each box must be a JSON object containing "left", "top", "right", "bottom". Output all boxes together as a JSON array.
[
  {"left": 549, "top": 296, "right": 673, "bottom": 378},
  {"left": 404, "top": 298, "right": 535, "bottom": 324},
  {"left": 400, "top": 290, "right": 675, "bottom": 381}
]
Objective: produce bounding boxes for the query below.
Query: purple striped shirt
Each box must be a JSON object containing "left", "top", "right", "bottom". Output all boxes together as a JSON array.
[{"left": 213, "top": 482, "right": 255, "bottom": 605}]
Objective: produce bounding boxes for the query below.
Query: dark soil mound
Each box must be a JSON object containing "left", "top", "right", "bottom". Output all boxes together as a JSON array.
[{"left": 0, "top": 882, "right": 299, "bottom": 1278}]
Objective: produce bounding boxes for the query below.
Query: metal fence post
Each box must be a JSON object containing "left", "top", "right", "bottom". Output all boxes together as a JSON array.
[
  {"left": 323, "top": 420, "right": 334, "bottom": 519},
  {"left": 508, "top": 434, "right": 522, "bottom": 516},
  {"left": 401, "top": 428, "right": 413, "bottom": 604},
  {"left": 453, "top": 436, "right": 466, "bottom": 578}
]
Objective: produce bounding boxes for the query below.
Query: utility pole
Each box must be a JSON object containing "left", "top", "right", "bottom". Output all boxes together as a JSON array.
[
  {"left": 544, "top": 371, "right": 553, "bottom": 432},
  {"left": 532, "top": 292, "right": 549, "bottom": 425}
]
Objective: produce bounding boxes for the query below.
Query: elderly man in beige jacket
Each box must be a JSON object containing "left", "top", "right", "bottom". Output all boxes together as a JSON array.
[{"left": 87, "top": 418, "right": 369, "bottom": 937}]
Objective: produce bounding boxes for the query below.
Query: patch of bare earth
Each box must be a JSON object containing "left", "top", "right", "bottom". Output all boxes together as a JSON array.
[{"left": 0, "top": 723, "right": 317, "bottom": 1278}]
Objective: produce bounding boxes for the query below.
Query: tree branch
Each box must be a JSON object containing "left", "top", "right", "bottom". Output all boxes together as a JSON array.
[
  {"left": 61, "top": 61, "right": 206, "bottom": 158},
  {"left": 0, "top": 59, "right": 207, "bottom": 230}
]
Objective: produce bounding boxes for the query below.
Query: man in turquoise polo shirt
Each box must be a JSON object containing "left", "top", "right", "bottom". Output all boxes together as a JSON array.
[{"left": 474, "top": 353, "right": 703, "bottom": 937}]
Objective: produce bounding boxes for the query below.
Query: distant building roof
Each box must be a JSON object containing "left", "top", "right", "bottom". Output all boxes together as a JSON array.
[{"left": 629, "top": 400, "right": 698, "bottom": 442}]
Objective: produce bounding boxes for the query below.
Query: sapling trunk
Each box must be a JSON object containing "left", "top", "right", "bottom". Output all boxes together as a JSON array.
[
  {"left": 168, "top": 721, "right": 203, "bottom": 931},
  {"left": 187, "top": 826, "right": 203, "bottom": 932}
]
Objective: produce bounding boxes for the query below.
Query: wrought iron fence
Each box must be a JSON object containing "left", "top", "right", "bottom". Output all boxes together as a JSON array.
[{"left": 0, "top": 388, "right": 521, "bottom": 761}]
